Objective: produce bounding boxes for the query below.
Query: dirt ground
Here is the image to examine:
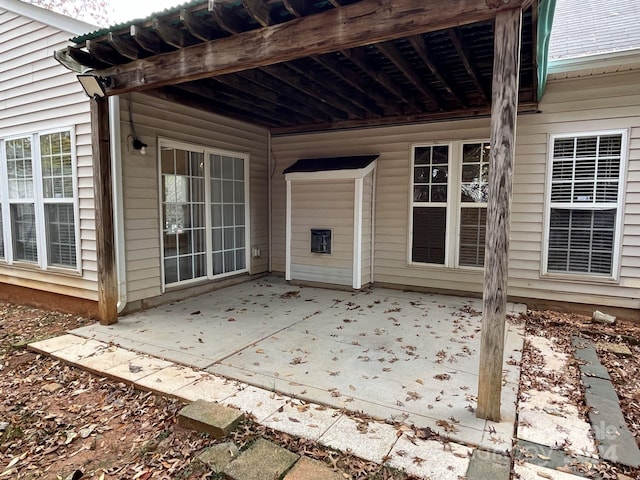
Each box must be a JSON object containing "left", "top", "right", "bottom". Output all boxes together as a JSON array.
[{"left": 0, "top": 302, "right": 638, "bottom": 479}]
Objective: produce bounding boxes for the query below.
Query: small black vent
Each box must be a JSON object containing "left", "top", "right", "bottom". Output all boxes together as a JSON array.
[{"left": 311, "top": 229, "right": 331, "bottom": 254}]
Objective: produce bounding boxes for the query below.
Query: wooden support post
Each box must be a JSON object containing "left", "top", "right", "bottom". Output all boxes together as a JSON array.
[
  {"left": 90, "top": 97, "right": 118, "bottom": 325},
  {"left": 476, "top": 7, "right": 522, "bottom": 422}
]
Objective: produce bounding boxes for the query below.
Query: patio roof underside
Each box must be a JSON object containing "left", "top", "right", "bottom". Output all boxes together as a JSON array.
[{"left": 59, "top": 0, "right": 541, "bottom": 134}]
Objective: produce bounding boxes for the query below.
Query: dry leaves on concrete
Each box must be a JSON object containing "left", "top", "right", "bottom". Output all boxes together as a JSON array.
[{"left": 522, "top": 309, "right": 640, "bottom": 479}]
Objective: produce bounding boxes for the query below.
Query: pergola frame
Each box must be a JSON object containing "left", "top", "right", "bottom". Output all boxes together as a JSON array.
[{"left": 69, "top": 0, "right": 532, "bottom": 422}]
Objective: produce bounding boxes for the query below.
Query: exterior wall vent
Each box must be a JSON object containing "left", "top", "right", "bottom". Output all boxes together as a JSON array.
[{"left": 311, "top": 229, "right": 331, "bottom": 254}]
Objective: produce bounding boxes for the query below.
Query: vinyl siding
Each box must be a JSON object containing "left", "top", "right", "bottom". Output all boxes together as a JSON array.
[
  {"left": 119, "top": 94, "right": 269, "bottom": 303},
  {"left": 272, "top": 69, "right": 640, "bottom": 310},
  {"left": 0, "top": 7, "right": 97, "bottom": 300},
  {"left": 289, "top": 180, "right": 353, "bottom": 286}
]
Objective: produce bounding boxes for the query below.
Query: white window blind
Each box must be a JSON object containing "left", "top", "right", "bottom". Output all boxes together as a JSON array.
[{"left": 546, "top": 133, "right": 624, "bottom": 276}]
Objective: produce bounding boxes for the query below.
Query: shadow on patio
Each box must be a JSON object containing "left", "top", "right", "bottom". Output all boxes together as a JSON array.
[{"left": 73, "top": 276, "right": 526, "bottom": 452}]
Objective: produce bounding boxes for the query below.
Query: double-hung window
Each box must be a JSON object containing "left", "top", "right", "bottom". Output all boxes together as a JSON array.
[
  {"left": 0, "top": 130, "right": 78, "bottom": 270},
  {"left": 544, "top": 131, "right": 626, "bottom": 278},
  {"left": 160, "top": 141, "right": 249, "bottom": 287},
  {"left": 410, "top": 141, "right": 490, "bottom": 269}
]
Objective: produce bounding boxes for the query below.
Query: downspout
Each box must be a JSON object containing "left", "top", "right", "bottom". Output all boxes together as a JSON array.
[
  {"left": 108, "top": 96, "right": 127, "bottom": 313},
  {"left": 268, "top": 131, "right": 273, "bottom": 273}
]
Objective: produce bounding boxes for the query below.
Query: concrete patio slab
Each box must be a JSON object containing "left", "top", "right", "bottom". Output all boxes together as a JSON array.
[
  {"left": 172, "top": 373, "right": 243, "bottom": 403},
  {"left": 513, "top": 462, "right": 585, "bottom": 480},
  {"left": 223, "top": 386, "right": 290, "bottom": 423},
  {"left": 385, "top": 434, "right": 473, "bottom": 480},
  {"left": 317, "top": 415, "right": 399, "bottom": 464},
  {"left": 135, "top": 364, "right": 205, "bottom": 394},
  {"left": 49, "top": 337, "right": 110, "bottom": 363},
  {"left": 262, "top": 401, "right": 343, "bottom": 441},
  {"left": 517, "top": 390, "right": 597, "bottom": 457},
  {"left": 104, "top": 354, "right": 174, "bottom": 383},
  {"left": 29, "top": 334, "right": 86, "bottom": 354},
  {"left": 74, "top": 345, "right": 142, "bottom": 373},
  {"left": 69, "top": 277, "right": 525, "bottom": 453}
]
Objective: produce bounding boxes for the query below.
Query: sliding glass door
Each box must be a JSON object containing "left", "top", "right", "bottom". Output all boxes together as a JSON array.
[{"left": 160, "top": 142, "right": 248, "bottom": 287}]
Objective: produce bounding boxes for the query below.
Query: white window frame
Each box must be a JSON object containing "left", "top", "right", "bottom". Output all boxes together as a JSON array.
[
  {"left": 542, "top": 130, "right": 628, "bottom": 281},
  {"left": 158, "top": 138, "right": 251, "bottom": 291},
  {"left": 408, "top": 139, "right": 490, "bottom": 270},
  {"left": 0, "top": 128, "right": 80, "bottom": 273}
]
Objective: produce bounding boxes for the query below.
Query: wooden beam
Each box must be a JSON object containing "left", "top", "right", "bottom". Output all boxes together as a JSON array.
[
  {"left": 263, "top": 64, "right": 356, "bottom": 118},
  {"left": 449, "top": 27, "right": 490, "bottom": 103},
  {"left": 242, "top": 0, "right": 272, "bottom": 27},
  {"left": 236, "top": 69, "right": 344, "bottom": 120},
  {"left": 281, "top": 0, "right": 310, "bottom": 17},
  {"left": 312, "top": 54, "right": 400, "bottom": 115},
  {"left": 271, "top": 101, "right": 538, "bottom": 135},
  {"left": 215, "top": 74, "right": 323, "bottom": 122},
  {"left": 208, "top": 0, "right": 245, "bottom": 34},
  {"left": 95, "top": 0, "right": 524, "bottom": 95},
  {"left": 107, "top": 32, "right": 141, "bottom": 60},
  {"left": 180, "top": 9, "right": 223, "bottom": 41},
  {"left": 177, "top": 80, "right": 305, "bottom": 125},
  {"left": 376, "top": 41, "right": 441, "bottom": 109},
  {"left": 476, "top": 7, "right": 522, "bottom": 422},
  {"left": 341, "top": 48, "right": 422, "bottom": 113},
  {"left": 407, "top": 35, "right": 466, "bottom": 107},
  {"left": 144, "top": 87, "right": 279, "bottom": 127},
  {"left": 130, "top": 25, "right": 173, "bottom": 54},
  {"left": 66, "top": 46, "right": 110, "bottom": 70},
  {"left": 90, "top": 97, "right": 118, "bottom": 325},
  {"left": 86, "top": 40, "right": 128, "bottom": 66},
  {"left": 285, "top": 59, "right": 383, "bottom": 116},
  {"left": 152, "top": 19, "right": 191, "bottom": 48}
]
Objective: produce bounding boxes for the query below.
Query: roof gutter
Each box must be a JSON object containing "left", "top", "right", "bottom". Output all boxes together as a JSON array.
[
  {"left": 536, "top": 0, "right": 558, "bottom": 100},
  {"left": 548, "top": 48, "right": 640, "bottom": 74}
]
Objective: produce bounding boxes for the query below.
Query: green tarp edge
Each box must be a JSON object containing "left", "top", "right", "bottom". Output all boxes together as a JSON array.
[{"left": 536, "top": 0, "right": 558, "bottom": 100}]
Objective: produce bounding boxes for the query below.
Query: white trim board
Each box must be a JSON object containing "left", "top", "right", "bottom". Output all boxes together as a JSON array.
[{"left": 0, "top": 0, "right": 97, "bottom": 34}]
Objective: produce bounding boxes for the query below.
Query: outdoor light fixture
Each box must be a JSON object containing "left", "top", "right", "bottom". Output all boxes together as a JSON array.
[
  {"left": 132, "top": 137, "right": 147, "bottom": 155},
  {"left": 77, "top": 74, "right": 111, "bottom": 99}
]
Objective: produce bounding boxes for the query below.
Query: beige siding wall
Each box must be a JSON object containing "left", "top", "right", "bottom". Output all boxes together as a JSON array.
[
  {"left": 361, "top": 172, "right": 373, "bottom": 286},
  {"left": 0, "top": 8, "right": 97, "bottom": 300},
  {"left": 290, "top": 180, "right": 354, "bottom": 285},
  {"left": 272, "top": 69, "right": 640, "bottom": 309},
  {"left": 120, "top": 94, "right": 269, "bottom": 303}
]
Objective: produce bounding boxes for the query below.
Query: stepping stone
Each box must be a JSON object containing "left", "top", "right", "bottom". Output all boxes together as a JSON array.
[
  {"left": 197, "top": 442, "right": 239, "bottom": 473},
  {"left": 585, "top": 391, "right": 640, "bottom": 468},
  {"left": 572, "top": 337, "right": 611, "bottom": 380},
  {"left": 466, "top": 449, "right": 510, "bottom": 480},
  {"left": 284, "top": 457, "right": 343, "bottom": 480},
  {"left": 224, "top": 439, "right": 299, "bottom": 480},
  {"left": 178, "top": 399, "right": 244, "bottom": 439},
  {"left": 596, "top": 342, "right": 632, "bottom": 357},
  {"left": 514, "top": 440, "right": 599, "bottom": 474}
]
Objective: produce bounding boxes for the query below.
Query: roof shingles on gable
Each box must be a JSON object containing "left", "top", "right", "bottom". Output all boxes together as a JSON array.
[{"left": 549, "top": 0, "right": 640, "bottom": 60}]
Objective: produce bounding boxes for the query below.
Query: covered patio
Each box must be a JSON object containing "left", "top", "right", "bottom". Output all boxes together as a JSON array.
[
  {"left": 71, "top": 277, "right": 525, "bottom": 451},
  {"left": 54, "top": 0, "right": 555, "bottom": 422}
]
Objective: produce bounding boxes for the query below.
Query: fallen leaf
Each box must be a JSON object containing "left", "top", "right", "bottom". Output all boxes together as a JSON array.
[{"left": 536, "top": 472, "right": 553, "bottom": 479}]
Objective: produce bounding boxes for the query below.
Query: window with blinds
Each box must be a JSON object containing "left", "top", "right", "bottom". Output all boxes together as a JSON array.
[
  {"left": 41, "top": 132, "right": 76, "bottom": 268},
  {"left": 411, "top": 145, "right": 449, "bottom": 264},
  {"left": 0, "top": 129, "right": 78, "bottom": 270},
  {"left": 459, "top": 142, "right": 490, "bottom": 267},
  {"left": 546, "top": 132, "right": 625, "bottom": 276},
  {"left": 410, "top": 141, "right": 491, "bottom": 269}
]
